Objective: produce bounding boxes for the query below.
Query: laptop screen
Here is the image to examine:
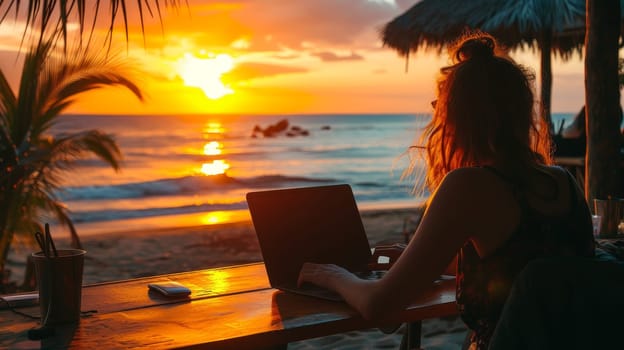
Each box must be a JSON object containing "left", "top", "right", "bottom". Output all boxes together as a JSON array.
[{"left": 246, "top": 184, "right": 373, "bottom": 288}]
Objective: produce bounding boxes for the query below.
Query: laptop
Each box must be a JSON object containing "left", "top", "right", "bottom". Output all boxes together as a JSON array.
[{"left": 246, "top": 184, "right": 383, "bottom": 301}]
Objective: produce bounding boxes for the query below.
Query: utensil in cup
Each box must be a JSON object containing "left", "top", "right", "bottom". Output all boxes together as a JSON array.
[{"left": 32, "top": 249, "right": 86, "bottom": 325}]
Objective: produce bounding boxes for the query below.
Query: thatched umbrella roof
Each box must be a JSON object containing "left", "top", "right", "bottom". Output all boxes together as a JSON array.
[
  {"left": 381, "top": 0, "right": 623, "bottom": 130},
  {"left": 382, "top": 0, "right": 587, "bottom": 57}
]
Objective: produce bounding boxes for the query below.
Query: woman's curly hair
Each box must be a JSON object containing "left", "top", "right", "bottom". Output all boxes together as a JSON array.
[{"left": 420, "top": 32, "right": 552, "bottom": 190}]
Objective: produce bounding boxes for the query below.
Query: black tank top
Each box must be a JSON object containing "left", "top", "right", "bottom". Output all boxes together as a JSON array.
[{"left": 456, "top": 167, "right": 595, "bottom": 349}]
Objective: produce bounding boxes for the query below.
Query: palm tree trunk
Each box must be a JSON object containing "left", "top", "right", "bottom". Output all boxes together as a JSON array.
[
  {"left": 585, "top": 0, "right": 623, "bottom": 201},
  {"left": 0, "top": 191, "right": 17, "bottom": 283}
]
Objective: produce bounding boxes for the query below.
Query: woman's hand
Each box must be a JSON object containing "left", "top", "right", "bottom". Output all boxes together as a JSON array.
[
  {"left": 298, "top": 263, "right": 353, "bottom": 291},
  {"left": 298, "top": 263, "right": 380, "bottom": 319}
]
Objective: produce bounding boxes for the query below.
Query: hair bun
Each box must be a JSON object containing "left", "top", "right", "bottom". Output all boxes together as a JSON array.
[{"left": 454, "top": 34, "right": 495, "bottom": 62}]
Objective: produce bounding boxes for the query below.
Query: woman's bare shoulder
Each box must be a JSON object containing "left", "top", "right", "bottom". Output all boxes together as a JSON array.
[
  {"left": 434, "top": 167, "right": 520, "bottom": 217},
  {"left": 430, "top": 167, "right": 521, "bottom": 252},
  {"left": 442, "top": 167, "right": 513, "bottom": 192},
  {"left": 441, "top": 167, "right": 521, "bottom": 214}
]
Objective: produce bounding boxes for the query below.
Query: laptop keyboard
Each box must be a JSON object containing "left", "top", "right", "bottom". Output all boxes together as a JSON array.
[
  {"left": 355, "top": 270, "right": 386, "bottom": 280},
  {"left": 283, "top": 272, "right": 453, "bottom": 302},
  {"left": 282, "top": 283, "right": 343, "bottom": 301},
  {"left": 281, "top": 271, "right": 386, "bottom": 302}
]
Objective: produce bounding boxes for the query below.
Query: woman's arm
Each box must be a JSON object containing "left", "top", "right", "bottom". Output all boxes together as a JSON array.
[{"left": 298, "top": 168, "right": 520, "bottom": 320}]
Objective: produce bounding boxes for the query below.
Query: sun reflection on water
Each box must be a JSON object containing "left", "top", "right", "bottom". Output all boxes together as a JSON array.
[
  {"left": 203, "top": 141, "right": 223, "bottom": 155},
  {"left": 204, "top": 122, "right": 225, "bottom": 135},
  {"left": 201, "top": 160, "right": 230, "bottom": 175},
  {"left": 199, "top": 122, "right": 231, "bottom": 176},
  {"left": 199, "top": 211, "right": 233, "bottom": 225}
]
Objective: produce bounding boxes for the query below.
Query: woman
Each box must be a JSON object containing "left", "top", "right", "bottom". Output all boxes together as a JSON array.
[{"left": 298, "top": 32, "right": 595, "bottom": 349}]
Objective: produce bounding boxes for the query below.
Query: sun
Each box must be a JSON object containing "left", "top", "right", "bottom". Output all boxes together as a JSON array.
[{"left": 177, "top": 53, "right": 234, "bottom": 99}]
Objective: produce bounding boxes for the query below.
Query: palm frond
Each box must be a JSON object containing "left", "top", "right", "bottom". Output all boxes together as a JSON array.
[
  {"left": 47, "top": 203, "right": 82, "bottom": 249},
  {"left": 0, "top": 1, "right": 182, "bottom": 48},
  {"left": 23, "top": 41, "right": 143, "bottom": 141},
  {"left": 50, "top": 130, "right": 123, "bottom": 171},
  {"left": 0, "top": 69, "right": 17, "bottom": 118},
  {"left": 13, "top": 40, "right": 54, "bottom": 146},
  {"left": 54, "top": 71, "right": 143, "bottom": 106},
  {"left": 0, "top": 37, "right": 142, "bottom": 274}
]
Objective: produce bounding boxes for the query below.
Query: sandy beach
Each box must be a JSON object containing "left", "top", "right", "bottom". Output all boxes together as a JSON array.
[{"left": 6, "top": 206, "right": 467, "bottom": 349}]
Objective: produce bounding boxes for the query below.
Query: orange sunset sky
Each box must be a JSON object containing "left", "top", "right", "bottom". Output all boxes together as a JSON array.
[{"left": 0, "top": 0, "right": 597, "bottom": 115}]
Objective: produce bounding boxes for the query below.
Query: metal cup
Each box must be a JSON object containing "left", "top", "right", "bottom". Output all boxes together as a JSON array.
[
  {"left": 593, "top": 198, "right": 624, "bottom": 236},
  {"left": 32, "top": 249, "right": 86, "bottom": 325}
]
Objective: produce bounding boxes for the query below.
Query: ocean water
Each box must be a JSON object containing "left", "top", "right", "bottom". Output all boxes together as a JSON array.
[{"left": 49, "top": 113, "right": 574, "bottom": 236}]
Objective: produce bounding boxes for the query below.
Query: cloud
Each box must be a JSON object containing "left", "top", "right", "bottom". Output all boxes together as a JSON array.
[
  {"left": 222, "top": 61, "right": 308, "bottom": 82},
  {"left": 0, "top": 1, "right": 405, "bottom": 54},
  {"left": 225, "top": 0, "right": 399, "bottom": 48},
  {"left": 311, "top": 51, "right": 364, "bottom": 62},
  {"left": 124, "top": 0, "right": 403, "bottom": 54},
  {"left": 394, "top": 0, "right": 418, "bottom": 11},
  {"left": 271, "top": 53, "right": 301, "bottom": 60}
]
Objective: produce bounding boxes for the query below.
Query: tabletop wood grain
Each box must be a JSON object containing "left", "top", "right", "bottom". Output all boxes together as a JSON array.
[{"left": 1, "top": 263, "right": 457, "bottom": 350}]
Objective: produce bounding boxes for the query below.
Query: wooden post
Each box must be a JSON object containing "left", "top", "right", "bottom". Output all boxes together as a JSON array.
[
  {"left": 539, "top": 27, "right": 554, "bottom": 133},
  {"left": 585, "top": 0, "right": 623, "bottom": 201}
]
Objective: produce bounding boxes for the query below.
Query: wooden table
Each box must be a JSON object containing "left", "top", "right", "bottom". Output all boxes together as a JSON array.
[{"left": 1, "top": 263, "right": 457, "bottom": 350}]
